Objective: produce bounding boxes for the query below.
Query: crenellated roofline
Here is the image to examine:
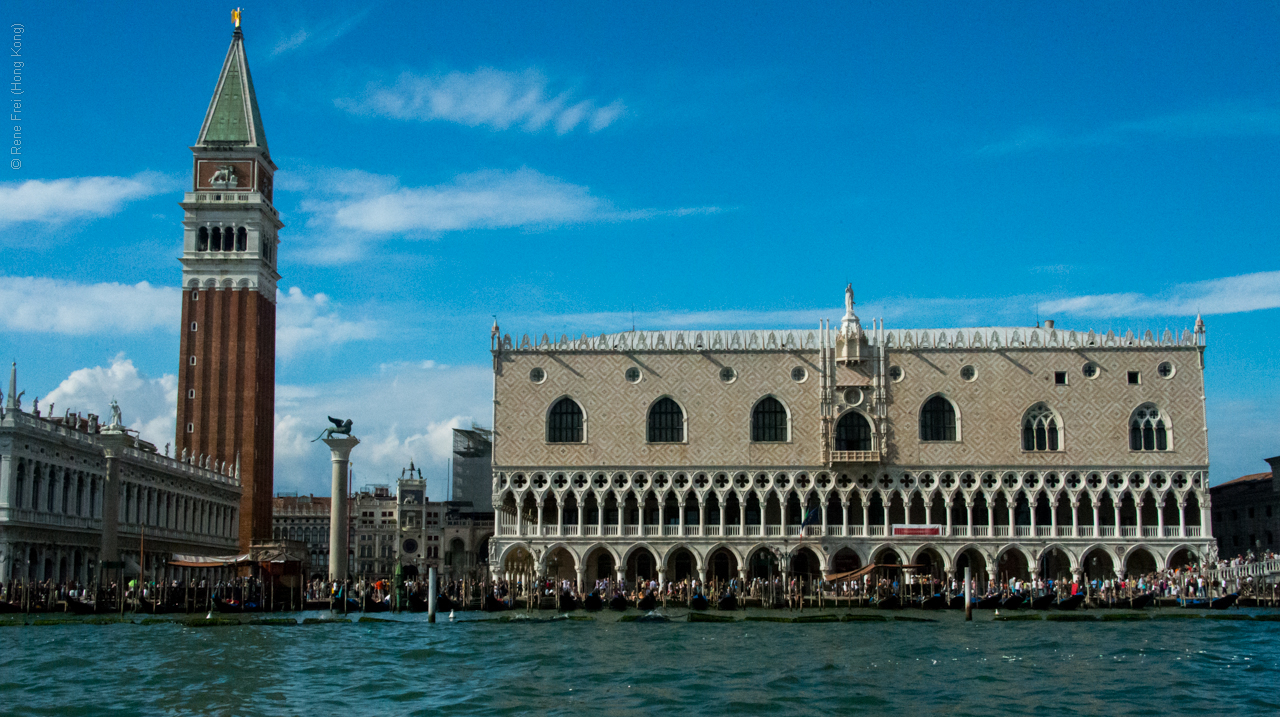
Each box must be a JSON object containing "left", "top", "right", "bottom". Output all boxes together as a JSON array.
[{"left": 492, "top": 325, "right": 1206, "bottom": 354}]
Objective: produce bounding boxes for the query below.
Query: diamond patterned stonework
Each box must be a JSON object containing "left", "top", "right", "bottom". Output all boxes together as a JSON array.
[{"left": 487, "top": 307, "right": 1214, "bottom": 589}]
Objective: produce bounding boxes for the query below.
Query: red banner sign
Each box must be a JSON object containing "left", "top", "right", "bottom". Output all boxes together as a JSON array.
[{"left": 891, "top": 524, "right": 942, "bottom": 536}]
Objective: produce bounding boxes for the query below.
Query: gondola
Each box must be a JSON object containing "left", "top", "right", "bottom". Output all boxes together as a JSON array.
[
  {"left": 717, "top": 594, "right": 738, "bottom": 611},
  {"left": 1055, "top": 594, "right": 1085, "bottom": 611},
  {"left": 689, "top": 594, "right": 709, "bottom": 611},
  {"left": 1128, "top": 594, "right": 1154, "bottom": 610},
  {"left": 1211, "top": 593, "right": 1239, "bottom": 610},
  {"left": 975, "top": 596, "right": 1001, "bottom": 610},
  {"left": 609, "top": 595, "right": 629, "bottom": 611},
  {"left": 873, "top": 594, "right": 901, "bottom": 610},
  {"left": 559, "top": 591, "right": 579, "bottom": 612},
  {"left": 583, "top": 593, "right": 604, "bottom": 611},
  {"left": 637, "top": 593, "right": 657, "bottom": 611},
  {"left": 920, "top": 595, "right": 948, "bottom": 610},
  {"left": 435, "top": 594, "right": 456, "bottom": 612},
  {"left": 65, "top": 597, "right": 100, "bottom": 615},
  {"left": 0, "top": 600, "right": 21, "bottom": 614},
  {"left": 948, "top": 595, "right": 967, "bottom": 610},
  {"left": 213, "top": 597, "right": 245, "bottom": 613},
  {"left": 138, "top": 597, "right": 174, "bottom": 614},
  {"left": 1030, "top": 594, "right": 1056, "bottom": 610},
  {"left": 1000, "top": 595, "right": 1024, "bottom": 610},
  {"left": 362, "top": 595, "right": 391, "bottom": 613},
  {"left": 483, "top": 594, "right": 508, "bottom": 612}
]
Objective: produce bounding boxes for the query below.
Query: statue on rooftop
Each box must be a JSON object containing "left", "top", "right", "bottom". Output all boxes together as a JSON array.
[{"left": 108, "top": 399, "right": 123, "bottom": 428}]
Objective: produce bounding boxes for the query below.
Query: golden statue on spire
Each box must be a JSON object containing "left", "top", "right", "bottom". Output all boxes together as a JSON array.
[{"left": 232, "top": 8, "right": 242, "bottom": 28}]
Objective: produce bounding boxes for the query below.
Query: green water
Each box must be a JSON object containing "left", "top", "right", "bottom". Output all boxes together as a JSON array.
[{"left": 3, "top": 608, "right": 1279, "bottom": 715}]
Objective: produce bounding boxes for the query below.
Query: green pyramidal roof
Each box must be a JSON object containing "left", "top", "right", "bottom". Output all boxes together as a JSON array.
[{"left": 197, "top": 29, "right": 269, "bottom": 151}]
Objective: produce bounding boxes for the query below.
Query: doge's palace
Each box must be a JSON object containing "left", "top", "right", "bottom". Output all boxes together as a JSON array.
[{"left": 488, "top": 286, "right": 1213, "bottom": 590}]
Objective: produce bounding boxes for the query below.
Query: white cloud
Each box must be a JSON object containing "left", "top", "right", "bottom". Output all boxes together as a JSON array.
[
  {"left": 0, "top": 276, "right": 180, "bottom": 334},
  {"left": 338, "top": 69, "right": 626, "bottom": 134},
  {"left": 0, "top": 172, "right": 176, "bottom": 227},
  {"left": 276, "top": 286, "right": 379, "bottom": 359},
  {"left": 289, "top": 167, "right": 720, "bottom": 263},
  {"left": 1038, "top": 270, "right": 1280, "bottom": 319},
  {"left": 323, "top": 168, "right": 608, "bottom": 234},
  {"left": 270, "top": 9, "right": 372, "bottom": 58},
  {"left": 977, "top": 106, "right": 1280, "bottom": 156},
  {"left": 42, "top": 354, "right": 177, "bottom": 451},
  {"left": 0, "top": 275, "right": 377, "bottom": 358},
  {"left": 273, "top": 361, "right": 491, "bottom": 497}
]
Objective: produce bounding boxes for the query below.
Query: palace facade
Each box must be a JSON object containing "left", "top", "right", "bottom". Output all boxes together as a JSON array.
[{"left": 488, "top": 287, "right": 1214, "bottom": 589}]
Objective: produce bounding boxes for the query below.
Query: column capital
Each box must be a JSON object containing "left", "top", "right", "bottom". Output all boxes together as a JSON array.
[{"left": 322, "top": 435, "right": 361, "bottom": 461}]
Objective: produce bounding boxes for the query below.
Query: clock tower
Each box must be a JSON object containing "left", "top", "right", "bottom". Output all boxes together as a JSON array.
[{"left": 175, "top": 23, "right": 281, "bottom": 550}]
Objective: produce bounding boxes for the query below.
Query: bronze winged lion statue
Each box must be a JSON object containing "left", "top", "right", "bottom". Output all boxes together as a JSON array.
[{"left": 313, "top": 416, "right": 353, "bottom": 442}]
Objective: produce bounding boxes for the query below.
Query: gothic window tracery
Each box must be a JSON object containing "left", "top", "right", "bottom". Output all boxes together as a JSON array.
[
  {"left": 1129, "top": 403, "right": 1169, "bottom": 451},
  {"left": 1022, "top": 402, "right": 1061, "bottom": 451}
]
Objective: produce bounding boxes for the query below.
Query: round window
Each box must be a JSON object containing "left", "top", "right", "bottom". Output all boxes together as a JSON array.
[
  {"left": 529, "top": 367, "right": 546, "bottom": 383},
  {"left": 960, "top": 365, "right": 976, "bottom": 382},
  {"left": 1082, "top": 362, "right": 1099, "bottom": 379},
  {"left": 888, "top": 365, "right": 904, "bottom": 382},
  {"left": 402, "top": 539, "right": 418, "bottom": 554},
  {"left": 1157, "top": 361, "right": 1175, "bottom": 379},
  {"left": 719, "top": 366, "right": 736, "bottom": 383},
  {"left": 791, "top": 366, "right": 807, "bottom": 382},
  {"left": 844, "top": 388, "right": 863, "bottom": 406},
  {"left": 625, "top": 367, "right": 641, "bottom": 383}
]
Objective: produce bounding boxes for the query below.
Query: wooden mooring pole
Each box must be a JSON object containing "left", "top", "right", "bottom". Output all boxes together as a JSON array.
[
  {"left": 964, "top": 567, "right": 972, "bottom": 622},
  {"left": 428, "top": 567, "right": 438, "bottom": 623}
]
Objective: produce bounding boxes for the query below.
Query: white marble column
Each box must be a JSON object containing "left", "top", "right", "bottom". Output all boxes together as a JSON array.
[{"left": 323, "top": 435, "right": 360, "bottom": 582}]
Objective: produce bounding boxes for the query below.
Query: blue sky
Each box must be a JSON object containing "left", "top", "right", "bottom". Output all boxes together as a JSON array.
[{"left": 2, "top": 2, "right": 1277, "bottom": 496}]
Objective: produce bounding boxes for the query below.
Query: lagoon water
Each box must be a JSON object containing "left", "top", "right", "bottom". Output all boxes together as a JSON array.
[{"left": 3, "top": 609, "right": 1279, "bottom": 716}]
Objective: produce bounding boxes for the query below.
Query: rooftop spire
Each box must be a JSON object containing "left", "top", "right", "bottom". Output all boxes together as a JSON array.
[
  {"left": 6, "top": 362, "right": 15, "bottom": 410},
  {"left": 196, "top": 19, "right": 268, "bottom": 152}
]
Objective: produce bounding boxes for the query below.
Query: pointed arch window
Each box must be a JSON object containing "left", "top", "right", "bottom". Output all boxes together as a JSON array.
[
  {"left": 1022, "top": 403, "right": 1060, "bottom": 451},
  {"left": 835, "top": 411, "right": 872, "bottom": 451},
  {"left": 547, "top": 398, "right": 584, "bottom": 443},
  {"left": 751, "top": 396, "right": 789, "bottom": 442},
  {"left": 1129, "top": 404, "right": 1169, "bottom": 451},
  {"left": 647, "top": 397, "right": 685, "bottom": 443},
  {"left": 919, "top": 395, "right": 957, "bottom": 441}
]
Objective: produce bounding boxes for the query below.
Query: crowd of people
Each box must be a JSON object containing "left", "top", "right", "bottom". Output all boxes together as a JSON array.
[
  {"left": 5, "top": 548, "right": 1278, "bottom": 614},
  {"left": 0, "top": 575, "right": 279, "bottom": 613}
]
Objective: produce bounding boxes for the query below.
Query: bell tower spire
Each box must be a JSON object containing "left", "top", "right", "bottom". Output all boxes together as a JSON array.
[{"left": 175, "top": 18, "right": 281, "bottom": 550}]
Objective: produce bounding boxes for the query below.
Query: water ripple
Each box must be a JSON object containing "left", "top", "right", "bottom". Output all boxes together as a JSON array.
[{"left": 2, "top": 610, "right": 1279, "bottom": 714}]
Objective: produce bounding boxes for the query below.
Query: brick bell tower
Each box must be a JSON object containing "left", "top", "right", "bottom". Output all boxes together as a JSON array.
[{"left": 175, "top": 20, "right": 281, "bottom": 550}]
